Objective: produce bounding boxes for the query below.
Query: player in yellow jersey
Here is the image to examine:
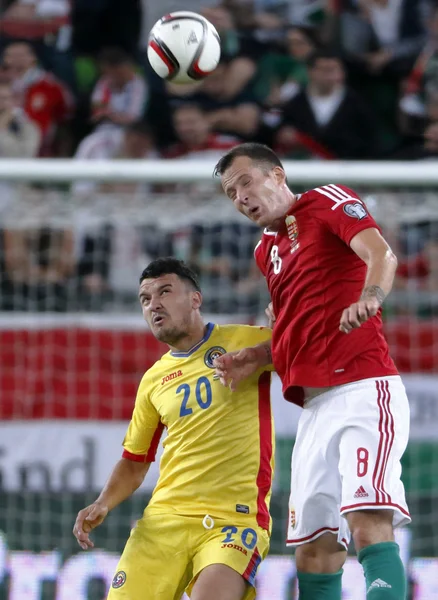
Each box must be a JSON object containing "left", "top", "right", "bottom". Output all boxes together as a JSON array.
[{"left": 73, "top": 257, "right": 274, "bottom": 600}]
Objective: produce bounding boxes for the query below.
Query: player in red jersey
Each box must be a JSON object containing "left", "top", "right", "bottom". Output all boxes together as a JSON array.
[{"left": 213, "top": 143, "right": 410, "bottom": 600}]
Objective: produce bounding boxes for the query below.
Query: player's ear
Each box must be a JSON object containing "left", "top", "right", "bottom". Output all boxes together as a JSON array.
[
  {"left": 192, "top": 291, "right": 202, "bottom": 310},
  {"left": 272, "top": 166, "right": 286, "bottom": 186}
]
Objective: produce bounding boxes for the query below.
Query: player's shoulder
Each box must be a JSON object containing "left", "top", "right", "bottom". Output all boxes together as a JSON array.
[
  {"left": 300, "top": 183, "right": 361, "bottom": 207},
  {"left": 214, "top": 323, "right": 272, "bottom": 347},
  {"left": 138, "top": 352, "right": 173, "bottom": 388}
]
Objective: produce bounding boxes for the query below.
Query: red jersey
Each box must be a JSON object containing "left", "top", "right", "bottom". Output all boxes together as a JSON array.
[{"left": 254, "top": 184, "right": 398, "bottom": 406}]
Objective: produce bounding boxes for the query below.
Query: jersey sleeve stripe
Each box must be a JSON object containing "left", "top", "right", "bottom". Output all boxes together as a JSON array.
[
  {"left": 122, "top": 422, "right": 165, "bottom": 463},
  {"left": 122, "top": 449, "right": 148, "bottom": 462},
  {"left": 255, "top": 371, "right": 273, "bottom": 531},
  {"left": 326, "top": 184, "right": 355, "bottom": 200}
]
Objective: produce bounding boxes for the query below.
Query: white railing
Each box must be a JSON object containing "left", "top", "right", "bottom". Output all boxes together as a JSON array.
[{"left": 0, "top": 159, "right": 437, "bottom": 185}]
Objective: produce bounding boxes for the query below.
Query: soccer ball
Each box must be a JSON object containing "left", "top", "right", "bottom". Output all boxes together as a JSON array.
[{"left": 147, "top": 11, "right": 221, "bottom": 84}]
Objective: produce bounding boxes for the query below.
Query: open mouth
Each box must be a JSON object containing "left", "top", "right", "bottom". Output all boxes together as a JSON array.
[
  {"left": 249, "top": 206, "right": 260, "bottom": 217},
  {"left": 153, "top": 314, "right": 165, "bottom": 325}
]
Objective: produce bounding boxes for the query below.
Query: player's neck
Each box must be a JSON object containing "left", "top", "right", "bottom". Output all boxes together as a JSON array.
[
  {"left": 168, "top": 320, "right": 209, "bottom": 353},
  {"left": 267, "top": 191, "right": 296, "bottom": 232}
]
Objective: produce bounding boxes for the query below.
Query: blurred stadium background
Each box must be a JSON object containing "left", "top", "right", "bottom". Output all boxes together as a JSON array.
[{"left": 0, "top": 0, "right": 438, "bottom": 599}]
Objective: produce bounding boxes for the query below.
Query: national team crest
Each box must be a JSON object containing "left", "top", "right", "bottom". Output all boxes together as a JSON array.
[
  {"left": 112, "top": 571, "right": 126, "bottom": 589},
  {"left": 289, "top": 507, "right": 296, "bottom": 529},
  {"left": 285, "top": 215, "right": 300, "bottom": 254},
  {"left": 204, "top": 346, "right": 226, "bottom": 368}
]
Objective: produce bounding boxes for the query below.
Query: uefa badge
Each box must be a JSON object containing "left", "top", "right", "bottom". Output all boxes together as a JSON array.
[{"left": 285, "top": 216, "right": 300, "bottom": 254}]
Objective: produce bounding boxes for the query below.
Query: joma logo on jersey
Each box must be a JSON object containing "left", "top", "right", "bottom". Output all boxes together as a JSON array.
[
  {"left": 221, "top": 543, "right": 248, "bottom": 556},
  {"left": 161, "top": 370, "right": 183, "bottom": 385}
]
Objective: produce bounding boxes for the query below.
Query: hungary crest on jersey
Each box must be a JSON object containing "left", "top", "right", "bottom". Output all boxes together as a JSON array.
[{"left": 285, "top": 215, "right": 299, "bottom": 254}]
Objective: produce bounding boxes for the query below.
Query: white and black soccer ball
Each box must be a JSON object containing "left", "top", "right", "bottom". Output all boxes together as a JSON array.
[{"left": 147, "top": 11, "right": 221, "bottom": 84}]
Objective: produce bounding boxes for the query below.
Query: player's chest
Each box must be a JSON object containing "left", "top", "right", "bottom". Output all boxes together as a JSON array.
[
  {"left": 150, "top": 351, "right": 232, "bottom": 427},
  {"left": 263, "top": 215, "right": 320, "bottom": 286}
]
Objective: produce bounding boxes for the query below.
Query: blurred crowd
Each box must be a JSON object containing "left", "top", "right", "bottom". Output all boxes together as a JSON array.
[
  {"left": 2, "top": 0, "right": 438, "bottom": 161},
  {"left": 0, "top": 0, "right": 437, "bottom": 314}
]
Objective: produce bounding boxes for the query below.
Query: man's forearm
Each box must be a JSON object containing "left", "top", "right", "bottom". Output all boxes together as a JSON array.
[
  {"left": 360, "top": 249, "right": 398, "bottom": 306},
  {"left": 252, "top": 341, "right": 273, "bottom": 368},
  {"left": 95, "top": 458, "right": 150, "bottom": 512}
]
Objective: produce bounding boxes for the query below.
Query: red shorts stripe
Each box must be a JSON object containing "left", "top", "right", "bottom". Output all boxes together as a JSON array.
[
  {"left": 340, "top": 501, "right": 411, "bottom": 519},
  {"left": 243, "top": 548, "right": 258, "bottom": 580},
  {"left": 374, "top": 380, "right": 395, "bottom": 504},
  {"left": 373, "top": 380, "right": 395, "bottom": 504},
  {"left": 286, "top": 526, "right": 339, "bottom": 544},
  {"left": 377, "top": 380, "right": 391, "bottom": 503},
  {"left": 380, "top": 380, "right": 395, "bottom": 503},
  {"left": 372, "top": 381, "right": 385, "bottom": 503}
]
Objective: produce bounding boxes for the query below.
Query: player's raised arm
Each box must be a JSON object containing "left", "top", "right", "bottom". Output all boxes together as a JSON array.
[
  {"left": 73, "top": 458, "right": 150, "bottom": 550},
  {"left": 340, "top": 228, "right": 398, "bottom": 334}
]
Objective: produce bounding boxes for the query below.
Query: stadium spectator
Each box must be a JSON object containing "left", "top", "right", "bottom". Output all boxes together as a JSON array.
[
  {"left": 73, "top": 120, "right": 156, "bottom": 197},
  {"left": 1, "top": 226, "right": 75, "bottom": 311},
  {"left": 274, "top": 50, "right": 377, "bottom": 159},
  {"left": 101, "top": 121, "right": 157, "bottom": 196},
  {"left": 187, "top": 221, "right": 260, "bottom": 312},
  {"left": 394, "top": 234, "right": 438, "bottom": 316},
  {"left": 0, "top": 0, "right": 74, "bottom": 89},
  {"left": 0, "top": 81, "right": 40, "bottom": 158},
  {"left": 399, "top": 6, "right": 438, "bottom": 133},
  {"left": 167, "top": 59, "right": 260, "bottom": 139},
  {"left": 0, "top": 80, "right": 40, "bottom": 215},
  {"left": 1, "top": 41, "right": 73, "bottom": 155},
  {"left": 332, "top": 0, "right": 428, "bottom": 78},
  {"left": 76, "top": 223, "right": 174, "bottom": 311},
  {"left": 201, "top": 4, "right": 262, "bottom": 99},
  {"left": 327, "top": 0, "right": 430, "bottom": 154},
  {"left": 254, "top": 25, "right": 319, "bottom": 107},
  {"left": 393, "top": 87, "right": 438, "bottom": 158},
  {"left": 79, "top": 48, "right": 148, "bottom": 159},
  {"left": 397, "top": 236, "right": 438, "bottom": 290},
  {"left": 165, "top": 103, "right": 240, "bottom": 159}
]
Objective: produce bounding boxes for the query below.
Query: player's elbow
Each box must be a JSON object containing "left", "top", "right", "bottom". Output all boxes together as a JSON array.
[{"left": 385, "top": 248, "right": 398, "bottom": 272}]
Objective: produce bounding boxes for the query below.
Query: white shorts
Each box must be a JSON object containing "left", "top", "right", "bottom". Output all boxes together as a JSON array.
[{"left": 286, "top": 376, "right": 411, "bottom": 550}]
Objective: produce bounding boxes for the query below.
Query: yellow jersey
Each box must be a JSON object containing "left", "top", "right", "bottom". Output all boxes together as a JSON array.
[{"left": 122, "top": 322, "right": 274, "bottom": 531}]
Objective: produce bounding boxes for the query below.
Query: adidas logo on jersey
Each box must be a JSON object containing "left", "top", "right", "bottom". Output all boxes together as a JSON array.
[
  {"left": 367, "top": 579, "right": 392, "bottom": 593},
  {"left": 354, "top": 485, "right": 369, "bottom": 498}
]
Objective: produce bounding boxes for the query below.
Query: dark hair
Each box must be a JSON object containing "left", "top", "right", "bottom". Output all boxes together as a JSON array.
[
  {"left": 139, "top": 257, "right": 201, "bottom": 292},
  {"left": 307, "top": 48, "right": 343, "bottom": 69},
  {"left": 213, "top": 142, "right": 284, "bottom": 177},
  {"left": 98, "top": 47, "right": 133, "bottom": 66}
]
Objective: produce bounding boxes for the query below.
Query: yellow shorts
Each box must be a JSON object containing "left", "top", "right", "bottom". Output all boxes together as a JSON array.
[{"left": 107, "top": 512, "right": 270, "bottom": 600}]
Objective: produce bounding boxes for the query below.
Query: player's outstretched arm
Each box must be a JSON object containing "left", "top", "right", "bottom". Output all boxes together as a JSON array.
[
  {"left": 214, "top": 342, "right": 273, "bottom": 391},
  {"left": 73, "top": 458, "right": 150, "bottom": 550},
  {"left": 340, "top": 228, "right": 398, "bottom": 334}
]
